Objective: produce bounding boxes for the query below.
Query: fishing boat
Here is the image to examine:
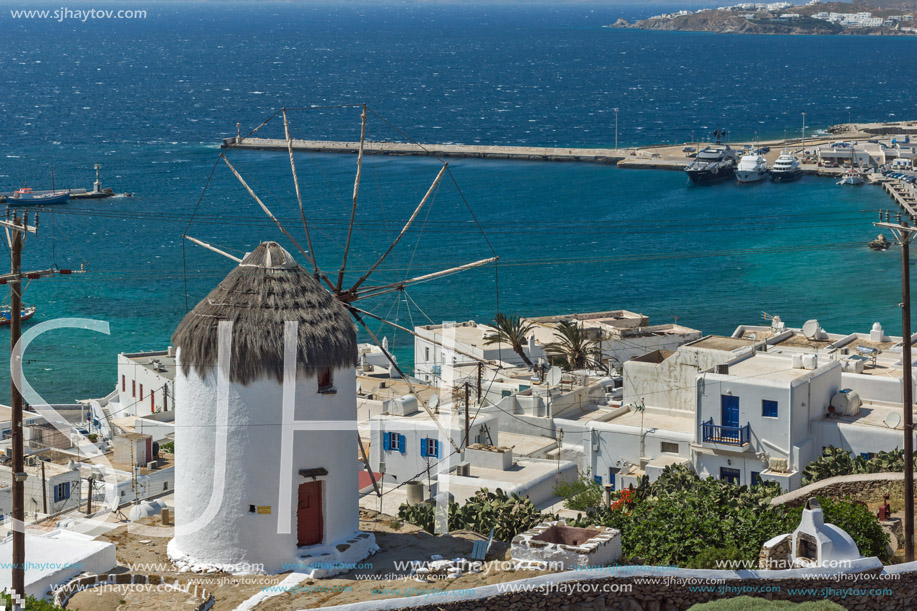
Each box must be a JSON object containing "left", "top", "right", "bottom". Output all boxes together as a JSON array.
[
  {"left": 5, "top": 187, "right": 70, "bottom": 205},
  {"left": 6, "top": 168, "right": 70, "bottom": 206},
  {"left": 0, "top": 305, "right": 36, "bottom": 325},
  {"left": 837, "top": 169, "right": 865, "bottom": 186}
]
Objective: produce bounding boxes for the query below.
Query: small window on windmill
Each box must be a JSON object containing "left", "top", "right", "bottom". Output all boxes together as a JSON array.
[{"left": 317, "top": 367, "right": 334, "bottom": 393}]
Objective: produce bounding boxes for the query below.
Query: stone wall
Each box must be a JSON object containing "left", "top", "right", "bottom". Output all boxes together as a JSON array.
[
  {"left": 53, "top": 573, "right": 214, "bottom": 610},
  {"left": 770, "top": 472, "right": 905, "bottom": 508},
  {"left": 320, "top": 558, "right": 916, "bottom": 611},
  {"left": 758, "top": 534, "right": 791, "bottom": 570}
]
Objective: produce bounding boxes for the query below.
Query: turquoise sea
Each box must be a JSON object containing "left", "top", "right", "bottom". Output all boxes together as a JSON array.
[{"left": 0, "top": 1, "right": 908, "bottom": 403}]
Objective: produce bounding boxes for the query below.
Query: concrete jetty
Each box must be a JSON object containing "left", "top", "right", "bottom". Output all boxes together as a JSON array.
[
  {"left": 883, "top": 179, "right": 917, "bottom": 217},
  {"left": 221, "top": 137, "right": 625, "bottom": 164}
]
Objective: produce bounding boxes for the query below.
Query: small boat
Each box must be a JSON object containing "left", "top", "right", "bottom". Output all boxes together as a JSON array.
[
  {"left": 6, "top": 187, "right": 70, "bottom": 205},
  {"left": 0, "top": 305, "right": 36, "bottom": 325},
  {"left": 837, "top": 169, "right": 865, "bottom": 186},
  {"left": 770, "top": 149, "right": 803, "bottom": 183},
  {"left": 735, "top": 152, "right": 769, "bottom": 183}
]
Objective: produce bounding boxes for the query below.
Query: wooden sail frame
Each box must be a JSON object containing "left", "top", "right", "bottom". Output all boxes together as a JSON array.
[{"left": 185, "top": 104, "right": 502, "bottom": 486}]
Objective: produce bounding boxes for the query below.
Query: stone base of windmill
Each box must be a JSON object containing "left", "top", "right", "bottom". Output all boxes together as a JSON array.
[
  {"left": 167, "top": 532, "right": 378, "bottom": 578},
  {"left": 292, "top": 531, "right": 379, "bottom": 578}
]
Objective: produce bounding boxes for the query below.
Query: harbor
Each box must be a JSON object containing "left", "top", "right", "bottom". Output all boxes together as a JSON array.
[{"left": 221, "top": 119, "right": 917, "bottom": 181}]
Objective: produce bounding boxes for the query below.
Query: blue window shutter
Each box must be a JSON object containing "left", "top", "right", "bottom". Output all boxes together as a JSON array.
[
  {"left": 398, "top": 434, "right": 406, "bottom": 454},
  {"left": 53, "top": 486, "right": 59, "bottom": 503},
  {"left": 434, "top": 440, "right": 440, "bottom": 458},
  {"left": 63, "top": 482, "right": 70, "bottom": 499},
  {"left": 420, "top": 439, "right": 428, "bottom": 457},
  {"left": 383, "top": 433, "right": 391, "bottom": 451}
]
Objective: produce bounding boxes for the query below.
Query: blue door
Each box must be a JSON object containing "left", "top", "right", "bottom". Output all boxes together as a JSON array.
[
  {"left": 721, "top": 395, "right": 739, "bottom": 439},
  {"left": 608, "top": 468, "right": 617, "bottom": 491}
]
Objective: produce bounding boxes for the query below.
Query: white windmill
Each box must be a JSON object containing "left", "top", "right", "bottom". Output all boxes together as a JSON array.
[{"left": 170, "top": 105, "right": 499, "bottom": 576}]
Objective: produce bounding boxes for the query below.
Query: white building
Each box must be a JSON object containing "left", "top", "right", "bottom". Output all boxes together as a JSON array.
[
  {"left": 368, "top": 401, "right": 498, "bottom": 486},
  {"left": 413, "top": 311, "right": 700, "bottom": 384},
  {"left": 585, "top": 318, "right": 917, "bottom": 492},
  {"left": 85, "top": 349, "right": 176, "bottom": 442},
  {"left": 168, "top": 242, "right": 376, "bottom": 576}
]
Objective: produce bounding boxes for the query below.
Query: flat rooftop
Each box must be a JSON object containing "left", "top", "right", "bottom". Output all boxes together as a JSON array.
[
  {"left": 723, "top": 354, "right": 829, "bottom": 384},
  {"left": 689, "top": 335, "right": 754, "bottom": 352},
  {"left": 603, "top": 408, "right": 695, "bottom": 435},
  {"left": 122, "top": 350, "right": 176, "bottom": 378},
  {"left": 357, "top": 376, "right": 438, "bottom": 406},
  {"left": 498, "top": 431, "right": 557, "bottom": 457},
  {"left": 839, "top": 401, "right": 907, "bottom": 430}
]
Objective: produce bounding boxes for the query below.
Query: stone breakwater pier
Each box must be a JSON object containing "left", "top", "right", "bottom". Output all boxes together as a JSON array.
[{"left": 221, "top": 137, "right": 626, "bottom": 164}]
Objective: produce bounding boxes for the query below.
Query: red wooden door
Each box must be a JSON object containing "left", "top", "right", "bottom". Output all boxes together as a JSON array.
[{"left": 297, "top": 481, "right": 323, "bottom": 547}]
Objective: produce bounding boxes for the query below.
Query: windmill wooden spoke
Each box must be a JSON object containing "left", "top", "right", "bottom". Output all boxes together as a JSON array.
[
  {"left": 337, "top": 104, "right": 368, "bottom": 293},
  {"left": 350, "top": 309, "right": 462, "bottom": 453},
  {"left": 347, "top": 163, "right": 448, "bottom": 295},
  {"left": 183, "top": 235, "right": 243, "bottom": 263},
  {"left": 221, "top": 155, "right": 337, "bottom": 292},
  {"left": 351, "top": 256, "right": 498, "bottom": 302},
  {"left": 282, "top": 107, "right": 321, "bottom": 278},
  {"left": 349, "top": 304, "right": 495, "bottom": 366}
]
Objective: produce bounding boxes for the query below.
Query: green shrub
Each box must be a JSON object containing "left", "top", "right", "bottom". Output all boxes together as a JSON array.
[
  {"left": 571, "top": 464, "right": 889, "bottom": 566},
  {"left": 0, "top": 591, "right": 65, "bottom": 611},
  {"left": 399, "top": 487, "right": 551, "bottom": 541},
  {"left": 553, "top": 472, "right": 603, "bottom": 511},
  {"left": 802, "top": 446, "right": 909, "bottom": 485},
  {"left": 685, "top": 545, "right": 745, "bottom": 569}
]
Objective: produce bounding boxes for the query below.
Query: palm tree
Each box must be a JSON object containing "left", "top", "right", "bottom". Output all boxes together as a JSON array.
[
  {"left": 483, "top": 313, "right": 534, "bottom": 367},
  {"left": 544, "top": 321, "right": 601, "bottom": 371}
]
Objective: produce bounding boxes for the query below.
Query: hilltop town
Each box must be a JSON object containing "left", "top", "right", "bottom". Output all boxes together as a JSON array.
[{"left": 609, "top": 1, "right": 917, "bottom": 35}]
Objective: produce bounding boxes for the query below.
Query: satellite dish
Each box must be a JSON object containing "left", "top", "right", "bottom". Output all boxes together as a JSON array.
[
  {"left": 885, "top": 411, "right": 902, "bottom": 429},
  {"left": 546, "top": 366, "right": 562, "bottom": 386},
  {"left": 428, "top": 394, "right": 439, "bottom": 410},
  {"left": 802, "top": 319, "right": 820, "bottom": 340}
]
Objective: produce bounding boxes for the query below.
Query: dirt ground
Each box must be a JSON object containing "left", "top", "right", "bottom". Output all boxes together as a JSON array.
[{"left": 63, "top": 510, "right": 557, "bottom": 610}]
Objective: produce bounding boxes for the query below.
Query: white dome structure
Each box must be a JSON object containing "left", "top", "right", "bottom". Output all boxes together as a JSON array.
[
  {"left": 791, "top": 498, "right": 861, "bottom": 567},
  {"left": 167, "top": 242, "right": 376, "bottom": 576}
]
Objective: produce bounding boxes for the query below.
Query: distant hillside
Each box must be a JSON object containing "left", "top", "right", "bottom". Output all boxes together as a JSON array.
[{"left": 610, "top": 2, "right": 917, "bottom": 36}]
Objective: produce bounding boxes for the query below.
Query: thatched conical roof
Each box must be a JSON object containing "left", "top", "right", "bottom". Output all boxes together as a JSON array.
[{"left": 173, "top": 242, "right": 357, "bottom": 385}]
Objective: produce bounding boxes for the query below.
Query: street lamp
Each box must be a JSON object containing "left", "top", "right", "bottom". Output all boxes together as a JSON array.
[
  {"left": 802, "top": 112, "right": 806, "bottom": 155},
  {"left": 613, "top": 108, "right": 619, "bottom": 150}
]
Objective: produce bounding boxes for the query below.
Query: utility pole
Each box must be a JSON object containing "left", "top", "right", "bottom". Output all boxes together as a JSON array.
[
  {"left": 0, "top": 212, "right": 82, "bottom": 610},
  {"left": 875, "top": 210, "right": 915, "bottom": 562},
  {"left": 41, "top": 461, "right": 47, "bottom": 515},
  {"left": 86, "top": 473, "right": 93, "bottom": 514},
  {"left": 802, "top": 112, "right": 807, "bottom": 155},
  {"left": 476, "top": 362, "right": 483, "bottom": 403},
  {"left": 613, "top": 108, "right": 619, "bottom": 150},
  {"left": 463, "top": 382, "right": 470, "bottom": 448}
]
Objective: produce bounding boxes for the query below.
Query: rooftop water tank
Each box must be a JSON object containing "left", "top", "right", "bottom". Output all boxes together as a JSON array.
[
  {"left": 830, "top": 389, "right": 861, "bottom": 417},
  {"left": 802, "top": 354, "right": 818, "bottom": 370}
]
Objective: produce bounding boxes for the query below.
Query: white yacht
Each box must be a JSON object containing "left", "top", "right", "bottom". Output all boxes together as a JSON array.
[
  {"left": 770, "top": 149, "right": 803, "bottom": 182},
  {"left": 735, "top": 152, "right": 769, "bottom": 183}
]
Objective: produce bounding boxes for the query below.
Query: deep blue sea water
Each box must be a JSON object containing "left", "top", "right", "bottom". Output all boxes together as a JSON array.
[{"left": 0, "top": 1, "right": 911, "bottom": 402}]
